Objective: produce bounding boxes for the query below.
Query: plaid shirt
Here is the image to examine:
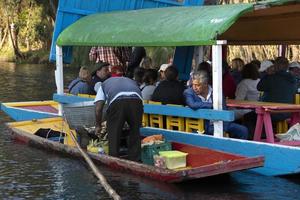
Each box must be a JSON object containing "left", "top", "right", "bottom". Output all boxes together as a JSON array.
[{"left": 89, "top": 47, "right": 132, "bottom": 67}]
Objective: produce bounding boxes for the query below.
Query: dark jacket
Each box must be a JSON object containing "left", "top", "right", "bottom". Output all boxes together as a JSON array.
[
  {"left": 257, "top": 70, "right": 297, "bottom": 103},
  {"left": 231, "top": 69, "right": 242, "bottom": 85},
  {"left": 151, "top": 80, "right": 186, "bottom": 105}
]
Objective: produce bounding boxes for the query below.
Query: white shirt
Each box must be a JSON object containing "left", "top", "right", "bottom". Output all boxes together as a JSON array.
[
  {"left": 235, "top": 79, "right": 260, "bottom": 101},
  {"left": 94, "top": 85, "right": 142, "bottom": 105},
  {"left": 198, "top": 85, "right": 213, "bottom": 103}
]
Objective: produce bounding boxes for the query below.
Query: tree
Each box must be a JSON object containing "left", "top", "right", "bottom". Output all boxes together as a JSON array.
[
  {"left": 0, "top": 0, "right": 24, "bottom": 59},
  {"left": 0, "top": 0, "right": 58, "bottom": 60}
]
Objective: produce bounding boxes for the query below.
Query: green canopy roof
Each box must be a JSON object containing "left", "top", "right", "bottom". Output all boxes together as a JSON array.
[
  {"left": 57, "top": 4, "right": 253, "bottom": 46},
  {"left": 56, "top": 0, "right": 300, "bottom": 46}
]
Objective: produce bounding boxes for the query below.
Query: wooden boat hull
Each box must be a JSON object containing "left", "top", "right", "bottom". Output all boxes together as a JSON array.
[
  {"left": 6, "top": 118, "right": 264, "bottom": 183},
  {"left": 141, "top": 127, "right": 300, "bottom": 176},
  {"left": 1, "top": 101, "right": 59, "bottom": 121}
]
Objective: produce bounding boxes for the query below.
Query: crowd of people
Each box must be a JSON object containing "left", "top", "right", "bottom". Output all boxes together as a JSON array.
[{"left": 67, "top": 46, "right": 300, "bottom": 161}]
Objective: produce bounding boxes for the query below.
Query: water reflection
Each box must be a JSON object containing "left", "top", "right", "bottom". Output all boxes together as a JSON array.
[{"left": 0, "top": 62, "right": 299, "bottom": 200}]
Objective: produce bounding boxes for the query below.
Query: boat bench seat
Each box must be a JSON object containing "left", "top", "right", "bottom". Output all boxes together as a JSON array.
[{"left": 143, "top": 102, "right": 235, "bottom": 134}]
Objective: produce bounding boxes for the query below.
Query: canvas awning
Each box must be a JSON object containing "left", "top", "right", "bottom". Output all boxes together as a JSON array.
[{"left": 56, "top": 0, "right": 300, "bottom": 47}]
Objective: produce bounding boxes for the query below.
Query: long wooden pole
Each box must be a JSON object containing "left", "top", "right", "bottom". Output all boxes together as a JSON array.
[{"left": 69, "top": 130, "right": 121, "bottom": 200}]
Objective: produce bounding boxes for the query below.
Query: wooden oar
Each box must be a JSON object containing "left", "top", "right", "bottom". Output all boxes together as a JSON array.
[{"left": 69, "top": 130, "right": 121, "bottom": 200}]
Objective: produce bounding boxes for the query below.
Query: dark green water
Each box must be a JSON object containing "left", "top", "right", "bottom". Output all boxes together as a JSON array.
[{"left": 0, "top": 62, "right": 299, "bottom": 200}]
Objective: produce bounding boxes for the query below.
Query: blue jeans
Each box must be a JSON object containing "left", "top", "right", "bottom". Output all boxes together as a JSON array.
[{"left": 205, "top": 121, "right": 248, "bottom": 139}]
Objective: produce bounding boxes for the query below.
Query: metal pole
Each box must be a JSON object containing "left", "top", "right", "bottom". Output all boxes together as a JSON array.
[
  {"left": 194, "top": 46, "right": 204, "bottom": 67},
  {"left": 56, "top": 45, "right": 64, "bottom": 116},
  {"left": 212, "top": 40, "right": 226, "bottom": 137}
]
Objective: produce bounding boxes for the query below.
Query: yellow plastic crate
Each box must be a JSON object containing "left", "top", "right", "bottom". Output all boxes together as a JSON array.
[{"left": 159, "top": 150, "right": 188, "bottom": 169}]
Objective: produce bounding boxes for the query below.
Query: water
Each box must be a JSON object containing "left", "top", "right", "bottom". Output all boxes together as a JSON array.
[{"left": 0, "top": 62, "right": 299, "bottom": 200}]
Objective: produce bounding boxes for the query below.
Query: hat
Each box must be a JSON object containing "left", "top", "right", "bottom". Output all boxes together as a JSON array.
[
  {"left": 289, "top": 61, "right": 300, "bottom": 69},
  {"left": 92, "top": 62, "right": 110, "bottom": 77},
  {"left": 259, "top": 60, "right": 273, "bottom": 72},
  {"left": 159, "top": 64, "right": 170, "bottom": 72},
  {"left": 96, "top": 62, "right": 110, "bottom": 71}
]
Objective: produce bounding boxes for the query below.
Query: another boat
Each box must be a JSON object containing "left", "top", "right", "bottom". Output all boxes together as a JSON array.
[
  {"left": 7, "top": 117, "right": 264, "bottom": 183},
  {"left": 1, "top": 101, "right": 59, "bottom": 121}
]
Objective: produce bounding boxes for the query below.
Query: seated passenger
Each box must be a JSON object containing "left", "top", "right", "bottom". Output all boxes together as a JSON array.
[
  {"left": 187, "top": 61, "right": 212, "bottom": 87},
  {"left": 141, "top": 69, "right": 158, "bottom": 100},
  {"left": 91, "top": 62, "right": 110, "bottom": 93},
  {"left": 151, "top": 65, "right": 186, "bottom": 105},
  {"left": 234, "top": 63, "right": 261, "bottom": 119},
  {"left": 258, "top": 57, "right": 296, "bottom": 106},
  {"left": 133, "top": 67, "right": 145, "bottom": 88},
  {"left": 236, "top": 63, "right": 260, "bottom": 101},
  {"left": 223, "top": 61, "right": 236, "bottom": 99},
  {"left": 289, "top": 61, "right": 300, "bottom": 90},
  {"left": 259, "top": 60, "right": 274, "bottom": 78},
  {"left": 157, "top": 63, "right": 170, "bottom": 83},
  {"left": 110, "top": 65, "right": 124, "bottom": 77},
  {"left": 68, "top": 66, "right": 93, "bottom": 95},
  {"left": 244, "top": 57, "right": 297, "bottom": 138},
  {"left": 230, "top": 58, "right": 244, "bottom": 85},
  {"left": 183, "top": 71, "right": 248, "bottom": 139}
]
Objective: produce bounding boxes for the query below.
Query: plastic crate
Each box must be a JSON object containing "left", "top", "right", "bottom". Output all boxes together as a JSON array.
[
  {"left": 141, "top": 142, "right": 171, "bottom": 165},
  {"left": 159, "top": 151, "right": 188, "bottom": 169}
]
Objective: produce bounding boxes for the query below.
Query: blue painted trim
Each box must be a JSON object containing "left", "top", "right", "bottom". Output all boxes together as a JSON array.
[
  {"left": 140, "top": 127, "right": 300, "bottom": 176},
  {"left": 53, "top": 93, "right": 234, "bottom": 121},
  {"left": 53, "top": 93, "right": 93, "bottom": 104},
  {"left": 58, "top": 7, "right": 96, "bottom": 16},
  {"left": 1, "top": 104, "right": 58, "bottom": 121},
  {"left": 144, "top": 104, "right": 235, "bottom": 121},
  {"left": 151, "top": 0, "right": 183, "bottom": 6}
]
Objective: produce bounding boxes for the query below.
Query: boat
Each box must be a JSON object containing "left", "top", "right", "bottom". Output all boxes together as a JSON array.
[
  {"left": 1, "top": 101, "right": 59, "bottom": 121},
  {"left": 3, "top": 0, "right": 300, "bottom": 177},
  {"left": 52, "top": 0, "right": 300, "bottom": 177},
  {"left": 6, "top": 117, "right": 264, "bottom": 183}
]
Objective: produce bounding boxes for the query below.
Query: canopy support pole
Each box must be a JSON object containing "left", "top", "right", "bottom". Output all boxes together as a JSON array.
[
  {"left": 278, "top": 45, "right": 287, "bottom": 57},
  {"left": 194, "top": 46, "right": 204, "bottom": 67},
  {"left": 55, "top": 45, "right": 64, "bottom": 116},
  {"left": 212, "top": 41, "right": 226, "bottom": 137}
]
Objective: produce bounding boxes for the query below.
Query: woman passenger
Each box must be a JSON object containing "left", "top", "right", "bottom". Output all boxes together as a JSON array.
[
  {"left": 235, "top": 63, "right": 260, "bottom": 101},
  {"left": 141, "top": 69, "right": 158, "bottom": 100},
  {"left": 68, "top": 66, "right": 93, "bottom": 95}
]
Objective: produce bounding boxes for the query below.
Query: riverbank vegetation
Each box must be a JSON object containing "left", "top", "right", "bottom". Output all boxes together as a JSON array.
[
  {"left": 0, "top": 0, "right": 299, "bottom": 65},
  {"left": 0, "top": 0, "right": 57, "bottom": 63}
]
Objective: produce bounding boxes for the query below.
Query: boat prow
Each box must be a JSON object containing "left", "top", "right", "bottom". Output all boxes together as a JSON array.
[
  {"left": 1, "top": 101, "right": 59, "bottom": 121},
  {"left": 6, "top": 118, "right": 264, "bottom": 183}
]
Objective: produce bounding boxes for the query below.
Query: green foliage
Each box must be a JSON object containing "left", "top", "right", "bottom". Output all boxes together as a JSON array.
[
  {"left": 0, "top": 0, "right": 56, "bottom": 62},
  {"left": 146, "top": 47, "right": 175, "bottom": 68},
  {"left": 72, "top": 46, "right": 95, "bottom": 68}
]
